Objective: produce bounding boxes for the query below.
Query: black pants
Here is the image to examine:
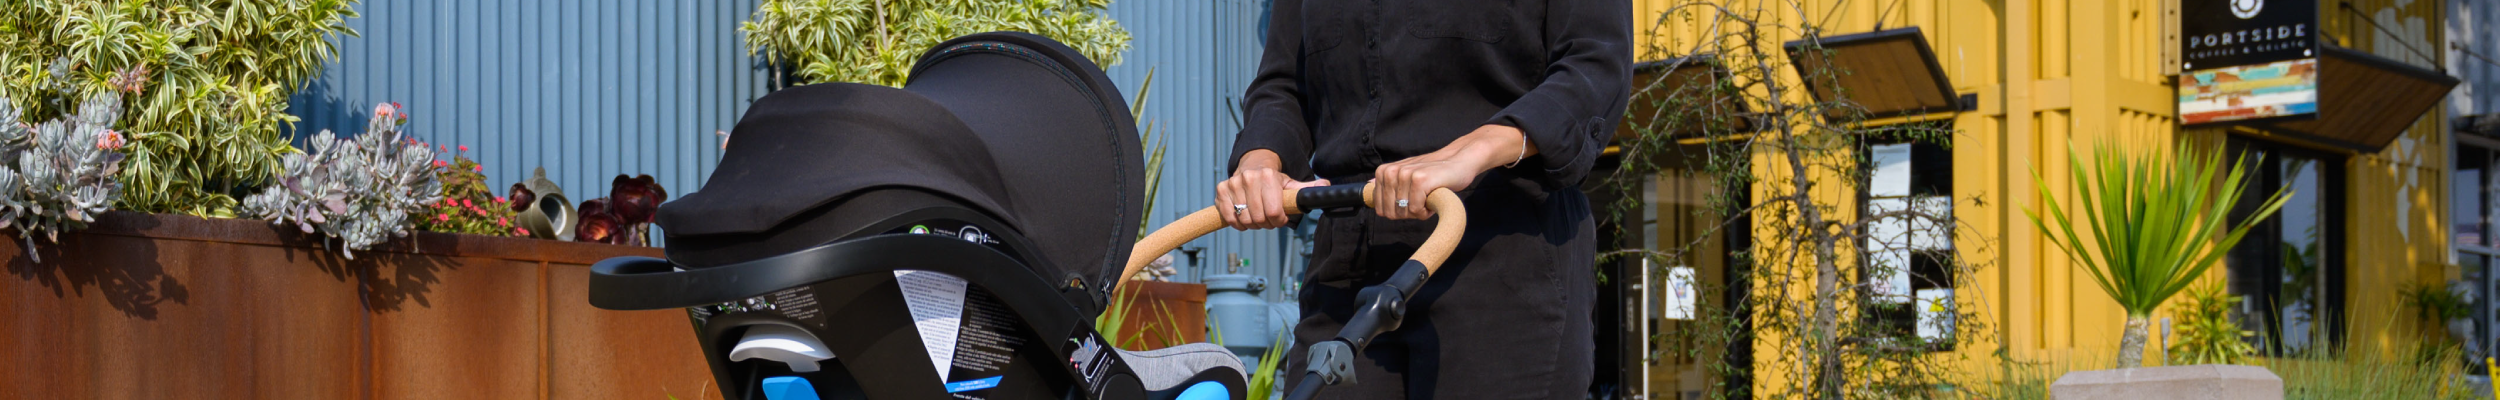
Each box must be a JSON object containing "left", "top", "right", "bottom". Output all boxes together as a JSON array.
[{"left": 1283, "top": 185, "right": 1596, "bottom": 399}]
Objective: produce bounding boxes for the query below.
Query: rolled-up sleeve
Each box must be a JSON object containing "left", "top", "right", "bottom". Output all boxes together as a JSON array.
[
  {"left": 1485, "top": 0, "right": 1632, "bottom": 190},
  {"left": 1227, "top": 0, "right": 1317, "bottom": 180}
]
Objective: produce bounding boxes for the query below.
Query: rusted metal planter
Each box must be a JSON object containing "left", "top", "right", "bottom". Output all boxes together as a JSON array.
[
  {"left": 0, "top": 211, "right": 712, "bottom": 399},
  {"left": 1106, "top": 280, "right": 1210, "bottom": 350}
]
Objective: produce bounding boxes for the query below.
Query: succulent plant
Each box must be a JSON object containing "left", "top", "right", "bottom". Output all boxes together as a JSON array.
[
  {"left": 237, "top": 102, "right": 442, "bottom": 259},
  {"left": 571, "top": 174, "right": 668, "bottom": 246},
  {"left": 0, "top": 86, "right": 132, "bottom": 262}
]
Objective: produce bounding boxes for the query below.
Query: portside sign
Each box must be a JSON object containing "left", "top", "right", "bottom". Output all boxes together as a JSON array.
[{"left": 2178, "top": 0, "right": 2320, "bottom": 125}]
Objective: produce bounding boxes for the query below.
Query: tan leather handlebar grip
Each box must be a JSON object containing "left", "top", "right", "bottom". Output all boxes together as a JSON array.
[{"left": 1117, "top": 185, "right": 1465, "bottom": 293}]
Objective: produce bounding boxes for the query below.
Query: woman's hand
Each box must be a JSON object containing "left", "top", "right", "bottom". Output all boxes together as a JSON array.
[
  {"left": 1373, "top": 125, "right": 1536, "bottom": 220},
  {"left": 1219, "top": 149, "right": 1332, "bottom": 230}
]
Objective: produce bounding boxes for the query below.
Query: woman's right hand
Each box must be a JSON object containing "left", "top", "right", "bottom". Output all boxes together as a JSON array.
[{"left": 1219, "top": 149, "right": 1329, "bottom": 230}]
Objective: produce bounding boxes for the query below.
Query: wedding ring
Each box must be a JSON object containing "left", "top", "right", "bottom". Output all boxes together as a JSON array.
[
  {"left": 1396, "top": 199, "right": 1409, "bottom": 208},
  {"left": 1233, "top": 204, "right": 1248, "bottom": 216}
]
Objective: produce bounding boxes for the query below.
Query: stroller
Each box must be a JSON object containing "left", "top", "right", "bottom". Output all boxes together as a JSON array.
[{"left": 586, "top": 32, "right": 1464, "bottom": 400}]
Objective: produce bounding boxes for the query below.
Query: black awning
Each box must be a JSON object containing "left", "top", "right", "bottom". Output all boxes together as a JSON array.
[
  {"left": 2259, "top": 44, "right": 2458, "bottom": 152},
  {"left": 1784, "top": 27, "right": 1964, "bottom": 120}
]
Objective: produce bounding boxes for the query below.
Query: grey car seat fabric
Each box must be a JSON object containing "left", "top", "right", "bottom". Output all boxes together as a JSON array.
[{"left": 1114, "top": 343, "right": 1246, "bottom": 391}]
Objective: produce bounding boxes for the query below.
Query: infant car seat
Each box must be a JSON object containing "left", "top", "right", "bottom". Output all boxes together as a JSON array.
[{"left": 588, "top": 32, "right": 1246, "bottom": 400}]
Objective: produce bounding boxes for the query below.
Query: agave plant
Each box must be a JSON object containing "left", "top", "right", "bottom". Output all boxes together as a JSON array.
[
  {"left": 0, "top": 85, "right": 130, "bottom": 262},
  {"left": 237, "top": 102, "right": 441, "bottom": 259},
  {"left": 2025, "top": 142, "right": 2287, "bottom": 368}
]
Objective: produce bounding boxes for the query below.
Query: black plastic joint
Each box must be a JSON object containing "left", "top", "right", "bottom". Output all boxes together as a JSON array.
[{"left": 1306, "top": 341, "right": 1357, "bottom": 385}]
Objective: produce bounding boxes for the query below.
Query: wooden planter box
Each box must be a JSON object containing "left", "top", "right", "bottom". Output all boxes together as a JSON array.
[
  {"left": 1106, "top": 280, "right": 1209, "bottom": 350},
  {"left": 0, "top": 212, "right": 712, "bottom": 399}
]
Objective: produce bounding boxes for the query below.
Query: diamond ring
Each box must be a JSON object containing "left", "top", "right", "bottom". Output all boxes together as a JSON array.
[
  {"left": 1233, "top": 204, "right": 1248, "bottom": 216},
  {"left": 1396, "top": 199, "right": 1409, "bottom": 208}
]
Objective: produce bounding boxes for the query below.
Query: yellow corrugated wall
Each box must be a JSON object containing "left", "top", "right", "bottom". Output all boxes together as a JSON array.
[{"left": 1628, "top": 0, "right": 2452, "bottom": 395}]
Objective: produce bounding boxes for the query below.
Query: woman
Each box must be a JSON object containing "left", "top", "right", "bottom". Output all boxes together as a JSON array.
[{"left": 1216, "top": 0, "right": 1630, "bottom": 398}]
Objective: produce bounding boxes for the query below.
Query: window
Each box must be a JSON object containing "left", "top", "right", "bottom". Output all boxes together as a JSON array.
[
  {"left": 2224, "top": 137, "right": 2346, "bottom": 355},
  {"left": 1859, "top": 131, "right": 1955, "bottom": 346},
  {"left": 2454, "top": 133, "right": 2500, "bottom": 359}
]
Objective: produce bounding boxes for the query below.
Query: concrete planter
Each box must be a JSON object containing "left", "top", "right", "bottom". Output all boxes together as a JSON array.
[
  {"left": 2050, "top": 364, "right": 2283, "bottom": 400},
  {"left": 1, "top": 211, "right": 710, "bottom": 399}
]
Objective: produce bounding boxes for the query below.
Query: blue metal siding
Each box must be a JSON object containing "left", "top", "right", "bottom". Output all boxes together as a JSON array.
[
  {"left": 1104, "top": 0, "right": 1305, "bottom": 303},
  {"left": 288, "top": 0, "right": 767, "bottom": 238}
]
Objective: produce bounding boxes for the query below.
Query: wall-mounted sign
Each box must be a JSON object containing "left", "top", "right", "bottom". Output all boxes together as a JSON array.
[{"left": 2178, "top": 0, "right": 2319, "bottom": 125}]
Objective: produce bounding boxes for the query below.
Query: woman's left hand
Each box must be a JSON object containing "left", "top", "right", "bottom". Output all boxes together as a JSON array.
[{"left": 1373, "top": 124, "right": 1535, "bottom": 220}]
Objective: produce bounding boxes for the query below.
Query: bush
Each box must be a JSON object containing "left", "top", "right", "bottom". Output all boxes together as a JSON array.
[
  {"left": 0, "top": 64, "right": 133, "bottom": 262},
  {"left": 410, "top": 146, "right": 522, "bottom": 237},
  {"left": 740, "top": 0, "right": 1130, "bottom": 87},
  {"left": 2167, "top": 281, "right": 2257, "bottom": 366},
  {"left": 0, "top": 0, "right": 360, "bottom": 216},
  {"left": 237, "top": 102, "right": 439, "bottom": 259}
]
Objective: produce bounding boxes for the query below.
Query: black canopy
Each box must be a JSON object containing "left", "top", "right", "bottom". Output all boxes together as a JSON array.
[{"left": 657, "top": 32, "right": 1141, "bottom": 290}]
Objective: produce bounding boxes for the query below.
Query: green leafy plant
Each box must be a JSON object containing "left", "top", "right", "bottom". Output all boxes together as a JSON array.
[
  {"left": 739, "top": 0, "right": 1130, "bottom": 87},
  {"left": 0, "top": 0, "right": 360, "bottom": 216},
  {"left": 1246, "top": 336, "right": 1288, "bottom": 400},
  {"left": 2167, "top": 281, "right": 2256, "bottom": 366},
  {"left": 0, "top": 64, "right": 133, "bottom": 262},
  {"left": 237, "top": 102, "right": 440, "bottom": 259},
  {"left": 410, "top": 145, "right": 521, "bottom": 237},
  {"left": 2025, "top": 142, "right": 2289, "bottom": 368},
  {"left": 2398, "top": 282, "right": 2473, "bottom": 323},
  {"left": 1095, "top": 282, "right": 1190, "bottom": 350}
]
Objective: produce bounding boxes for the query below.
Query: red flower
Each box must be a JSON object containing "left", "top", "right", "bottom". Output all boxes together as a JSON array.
[
  {"left": 462, "top": 198, "right": 473, "bottom": 207},
  {"left": 458, "top": 145, "right": 469, "bottom": 152},
  {"left": 95, "top": 130, "right": 125, "bottom": 150},
  {"left": 492, "top": 196, "right": 508, "bottom": 204},
  {"left": 433, "top": 160, "right": 448, "bottom": 168},
  {"left": 516, "top": 228, "right": 531, "bottom": 236},
  {"left": 496, "top": 217, "right": 510, "bottom": 226},
  {"left": 436, "top": 213, "right": 450, "bottom": 222},
  {"left": 473, "top": 164, "right": 483, "bottom": 172}
]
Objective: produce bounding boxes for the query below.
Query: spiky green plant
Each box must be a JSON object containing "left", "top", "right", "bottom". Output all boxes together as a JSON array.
[
  {"left": 2025, "top": 142, "right": 2289, "bottom": 368},
  {"left": 739, "top": 0, "right": 1130, "bottom": 88},
  {"left": 0, "top": 0, "right": 361, "bottom": 216},
  {"left": 2167, "top": 281, "right": 2256, "bottom": 366}
]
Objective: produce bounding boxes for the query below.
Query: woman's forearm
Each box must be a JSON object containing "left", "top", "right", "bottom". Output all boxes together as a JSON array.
[{"left": 1439, "top": 124, "right": 1537, "bottom": 176}]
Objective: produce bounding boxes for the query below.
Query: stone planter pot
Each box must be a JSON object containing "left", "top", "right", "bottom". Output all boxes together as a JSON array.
[
  {"left": 1, "top": 211, "right": 710, "bottom": 399},
  {"left": 2050, "top": 364, "right": 2283, "bottom": 400}
]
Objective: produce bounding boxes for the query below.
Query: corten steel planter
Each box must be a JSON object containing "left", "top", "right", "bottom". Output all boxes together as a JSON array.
[
  {"left": 1108, "top": 280, "right": 1210, "bottom": 350},
  {"left": 0, "top": 211, "right": 713, "bottom": 399}
]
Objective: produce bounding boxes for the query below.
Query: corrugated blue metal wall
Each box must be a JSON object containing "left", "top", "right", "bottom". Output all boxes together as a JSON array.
[
  {"left": 1104, "top": 0, "right": 1307, "bottom": 303},
  {"left": 288, "top": 0, "right": 771, "bottom": 238}
]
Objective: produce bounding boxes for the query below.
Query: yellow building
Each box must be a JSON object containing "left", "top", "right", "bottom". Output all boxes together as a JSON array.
[{"left": 1614, "top": 0, "right": 2461, "bottom": 397}]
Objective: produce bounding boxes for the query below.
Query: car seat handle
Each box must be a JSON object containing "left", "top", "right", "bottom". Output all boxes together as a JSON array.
[{"left": 1118, "top": 183, "right": 1464, "bottom": 290}]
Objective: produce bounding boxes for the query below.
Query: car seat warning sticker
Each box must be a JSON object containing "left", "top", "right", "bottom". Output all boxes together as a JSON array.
[
  {"left": 943, "top": 287, "right": 1027, "bottom": 399},
  {"left": 896, "top": 270, "right": 969, "bottom": 382}
]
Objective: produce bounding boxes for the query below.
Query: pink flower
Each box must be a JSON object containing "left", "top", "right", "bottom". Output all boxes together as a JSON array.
[
  {"left": 516, "top": 228, "right": 531, "bottom": 236},
  {"left": 493, "top": 196, "right": 508, "bottom": 204},
  {"left": 95, "top": 130, "right": 125, "bottom": 150},
  {"left": 496, "top": 217, "right": 510, "bottom": 226},
  {"left": 436, "top": 213, "right": 450, "bottom": 222},
  {"left": 473, "top": 164, "right": 483, "bottom": 172},
  {"left": 373, "top": 103, "right": 396, "bottom": 119},
  {"left": 462, "top": 198, "right": 473, "bottom": 207},
  {"left": 433, "top": 160, "right": 448, "bottom": 168},
  {"left": 458, "top": 145, "right": 468, "bottom": 152}
]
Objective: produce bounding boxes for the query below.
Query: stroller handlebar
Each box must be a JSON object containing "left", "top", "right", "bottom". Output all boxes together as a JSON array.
[{"left": 1118, "top": 183, "right": 1464, "bottom": 287}]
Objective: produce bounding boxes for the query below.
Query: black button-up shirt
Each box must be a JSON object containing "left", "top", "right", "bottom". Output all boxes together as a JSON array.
[{"left": 1228, "top": 0, "right": 1632, "bottom": 193}]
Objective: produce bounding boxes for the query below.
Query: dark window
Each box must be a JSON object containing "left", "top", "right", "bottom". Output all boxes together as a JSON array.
[
  {"left": 2224, "top": 137, "right": 2345, "bottom": 355},
  {"left": 2454, "top": 133, "right": 2500, "bottom": 362},
  {"left": 1858, "top": 129, "right": 1955, "bottom": 347}
]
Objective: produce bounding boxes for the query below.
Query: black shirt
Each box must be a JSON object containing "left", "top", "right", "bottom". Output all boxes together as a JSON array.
[{"left": 1227, "top": 0, "right": 1632, "bottom": 192}]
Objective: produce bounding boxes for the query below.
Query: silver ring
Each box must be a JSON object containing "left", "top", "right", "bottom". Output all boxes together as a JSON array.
[
  {"left": 1396, "top": 199, "right": 1409, "bottom": 208},
  {"left": 1233, "top": 204, "right": 1248, "bottom": 216}
]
